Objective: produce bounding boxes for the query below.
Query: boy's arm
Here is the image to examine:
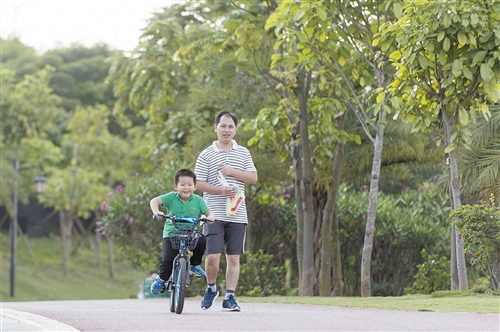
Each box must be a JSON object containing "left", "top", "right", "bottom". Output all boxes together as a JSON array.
[
  {"left": 150, "top": 196, "right": 165, "bottom": 218},
  {"left": 203, "top": 209, "right": 215, "bottom": 224}
]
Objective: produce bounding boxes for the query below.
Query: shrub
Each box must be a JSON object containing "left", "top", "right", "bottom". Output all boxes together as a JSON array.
[
  {"left": 338, "top": 183, "right": 451, "bottom": 296},
  {"left": 239, "top": 249, "right": 287, "bottom": 296},
  {"left": 451, "top": 194, "right": 500, "bottom": 290},
  {"left": 405, "top": 249, "right": 450, "bottom": 294}
]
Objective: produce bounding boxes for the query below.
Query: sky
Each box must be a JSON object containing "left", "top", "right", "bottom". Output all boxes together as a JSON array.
[{"left": 1, "top": 0, "right": 182, "bottom": 53}]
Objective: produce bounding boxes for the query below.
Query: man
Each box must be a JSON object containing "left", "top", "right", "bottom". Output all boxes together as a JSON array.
[{"left": 195, "top": 110, "right": 257, "bottom": 312}]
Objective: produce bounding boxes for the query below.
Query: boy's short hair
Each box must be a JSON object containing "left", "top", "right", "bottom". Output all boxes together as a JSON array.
[
  {"left": 215, "top": 110, "right": 238, "bottom": 127},
  {"left": 174, "top": 168, "right": 197, "bottom": 185}
]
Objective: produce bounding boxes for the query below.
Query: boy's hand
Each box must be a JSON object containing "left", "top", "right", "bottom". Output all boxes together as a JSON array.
[{"left": 154, "top": 213, "right": 165, "bottom": 220}]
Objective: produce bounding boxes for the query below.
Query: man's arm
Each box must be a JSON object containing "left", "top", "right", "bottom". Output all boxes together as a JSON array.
[{"left": 218, "top": 165, "right": 258, "bottom": 185}]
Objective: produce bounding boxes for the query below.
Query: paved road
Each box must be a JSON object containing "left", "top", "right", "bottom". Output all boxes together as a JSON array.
[{"left": 2, "top": 298, "right": 499, "bottom": 331}]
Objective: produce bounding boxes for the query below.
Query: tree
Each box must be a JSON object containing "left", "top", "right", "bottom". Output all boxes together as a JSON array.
[
  {"left": 458, "top": 104, "right": 500, "bottom": 201},
  {"left": 39, "top": 105, "right": 130, "bottom": 279},
  {"left": 1, "top": 67, "right": 61, "bottom": 215},
  {"left": 377, "top": 0, "right": 500, "bottom": 291},
  {"left": 265, "top": 0, "right": 404, "bottom": 297}
]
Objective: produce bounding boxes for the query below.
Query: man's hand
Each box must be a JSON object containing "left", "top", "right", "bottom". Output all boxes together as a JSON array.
[
  {"left": 221, "top": 186, "right": 236, "bottom": 198},
  {"left": 218, "top": 164, "right": 233, "bottom": 177}
]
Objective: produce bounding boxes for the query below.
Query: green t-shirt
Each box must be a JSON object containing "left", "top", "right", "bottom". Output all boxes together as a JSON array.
[{"left": 160, "top": 192, "right": 210, "bottom": 238}]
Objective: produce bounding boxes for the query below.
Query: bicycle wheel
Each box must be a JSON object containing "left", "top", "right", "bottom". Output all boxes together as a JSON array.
[{"left": 173, "top": 257, "right": 188, "bottom": 314}]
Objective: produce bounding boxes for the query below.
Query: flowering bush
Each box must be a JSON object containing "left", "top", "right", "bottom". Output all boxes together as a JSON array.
[
  {"left": 97, "top": 168, "right": 177, "bottom": 273},
  {"left": 451, "top": 194, "right": 500, "bottom": 290}
]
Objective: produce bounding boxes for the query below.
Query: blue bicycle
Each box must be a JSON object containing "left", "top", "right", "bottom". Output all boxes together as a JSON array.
[{"left": 154, "top": 214, "right": 215, "bottom": 314}]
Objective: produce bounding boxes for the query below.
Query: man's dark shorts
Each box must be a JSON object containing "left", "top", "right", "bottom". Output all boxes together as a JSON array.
[{"left": 203, "top": 221, "right": 246, "bottom": 255}]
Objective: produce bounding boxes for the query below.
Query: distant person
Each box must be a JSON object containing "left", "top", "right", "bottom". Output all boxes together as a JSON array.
[
  {"left": 195, "top": 110, "right": 258, "bottom": 312},
  {"left": 149, "top": 168, "right": 215, "bottom": 295}
]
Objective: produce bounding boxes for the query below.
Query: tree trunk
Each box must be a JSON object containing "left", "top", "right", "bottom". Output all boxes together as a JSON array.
[
  {"left": 360, "top": 107, "right": 386, "bottom": 297},
  {"left": 449, "top": 187, "right": 459, "bottom": 290},
  {"left": 319, "top": 112, "right": 345, "bottom": 296},
  {"left": 60, "top": 210, "right": 73, "bottom": 280},
  {"left": 94, "top": 230, "right": 103, "bottom": 267},
  {"left": 332, "top": 208, "right": 344, "bottom": 296},
  {"left": 296, "top": 68, "right": 315, "bottom": 296},
  {"left": 442, "top": 110, "right": 468, "bottom": 291},
  {"left": 295, "top": 159, "right": 304, "bottom": 292},
  {"left": 107, "top": 237, "right": 115, "bottom": 279}
]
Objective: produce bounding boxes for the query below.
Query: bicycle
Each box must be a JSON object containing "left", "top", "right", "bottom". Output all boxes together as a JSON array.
[{"left": 153, "top": 214, "right": 216, "bottom": 314}]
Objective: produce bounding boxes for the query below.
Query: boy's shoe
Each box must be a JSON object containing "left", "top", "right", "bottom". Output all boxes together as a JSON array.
[
  {"left": 222, "top": 294, "right": 241, "bottom": 312},
  {"left": 201, "top": 288, "right": 219, "bottom": 310},
  {"left": 150, "top": 275, "right": 165, "bottom": 295},
  {"left": 190, "top": 265, "right": 206, "bottom": 277}
]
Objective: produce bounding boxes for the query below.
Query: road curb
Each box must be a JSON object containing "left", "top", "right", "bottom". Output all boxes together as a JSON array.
[{"left": 1, "top": 308, "right": 79, "bottom": 331}]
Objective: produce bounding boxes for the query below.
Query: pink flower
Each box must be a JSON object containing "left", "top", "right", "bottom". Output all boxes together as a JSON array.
[
  {"left": 104, "top": 222, "right": 109, "bottom": 229},
  {"left": 291, "top": 234, "right": 296, "bottom": 240},
  {"left": 107, "top": 192, "right": 113, "bottom": 197},
  {"left": 278, "top": 187, "right": 284, "bottom": 194},
  {"left": 361, "top": 185, "right": 368, "bottom": 191},
  {"left": 362, "top": 214, "right": 367, "bottom": 220},
  {"left": 283, "top": 194, "right": 291, "bottom": 199},
  {"left": 100, "top": 201, "right": 108, "bottom": 212},
  {"left": 115, "top": 185, "right": 123, "bottom": 193},
  {"left": 129, "top": 217, "right": 134, "bottom": 223}
]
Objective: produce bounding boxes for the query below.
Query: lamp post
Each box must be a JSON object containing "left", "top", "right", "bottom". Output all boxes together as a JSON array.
[{"left": 10, "top": 168, "right": 47, "bottom": 297}]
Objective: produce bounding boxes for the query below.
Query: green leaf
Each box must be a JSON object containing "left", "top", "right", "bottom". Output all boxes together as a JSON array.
[
  {"left": 444, "top": 142, "right": 456, "bottom": 153},
  {"left": 452, "top": 60, "right": 462, "bottom": 77},
  {"left": 480, "top": 63, "right": 494, "bottom": 81},
  {"left": 393, "top": 2, "right": 402, "bottom": 18},
  {"left": 419, "top": 55, "right": 429, "bottom": 68},
  {"left": 390, "top": 50, "right": 402, "bottom": 60},
  {"left": 316, "top": 6, "right": 327, "bottom": 21},
  {"left": 458, "top": 107, "right": 469, "bottom": 125},
  {"left": 437, "top": 31, "right": 445, "bottom": 42},
  {"left": 463, "top": 67, "right": 473, "bottom": 80},
  {"left": 472, "top": 51, "right": 487, "bottom": 66},
  {"left": 376, "top": 92, "right": 386, "bottom": 103},
  {"left": 457, "top": 32, "right": 467, "bottom": 46},
  {"left": 443, "top": 38, "right": 450, "bottom": 51}
]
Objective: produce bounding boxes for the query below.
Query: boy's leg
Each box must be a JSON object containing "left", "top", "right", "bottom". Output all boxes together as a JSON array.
[
  {"left": 158, "top": 237, "right": 177, "bottom": 281},
  {"left": 190, "top": 235, "right": 207, "bottom": 277},
  {"left": 190, "top": 234, "right": 206, "bottom": 266},
  {"left": 151, "top": 237, "right": 176, "bottom": 295}
]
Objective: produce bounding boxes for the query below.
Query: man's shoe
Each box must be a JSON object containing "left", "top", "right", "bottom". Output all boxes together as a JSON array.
[
  {"left": 222, "top": 294, "right": 241, "bottom": 312},
  {"left": 190, "top": 265, "right": 206, "bottom": 277},
  {"left": 150, "top": 275, "right": 165, "bottom": 295},
  {"left": 201, "top": 288, "right": 219, "bottom": 310}
]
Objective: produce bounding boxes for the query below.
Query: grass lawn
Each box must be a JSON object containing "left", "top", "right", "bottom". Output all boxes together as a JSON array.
[{"left": 1, "top": 233, "right": 499, "bottom": 314}]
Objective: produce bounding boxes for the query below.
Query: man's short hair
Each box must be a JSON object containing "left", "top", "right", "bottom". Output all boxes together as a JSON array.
[{"left": 215, "top": 110, "right": 238, "bottom": 127}]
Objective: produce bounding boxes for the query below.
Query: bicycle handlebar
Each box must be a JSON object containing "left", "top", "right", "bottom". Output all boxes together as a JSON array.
[{"left": 153, "top": 214, "right": 220, "bottom": 230}]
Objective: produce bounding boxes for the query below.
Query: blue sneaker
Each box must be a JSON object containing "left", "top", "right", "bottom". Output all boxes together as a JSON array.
[
  {"left": 150, "top": 275, "right": 165, "bottom": 295},
  {"left": 201, "top": 288, "right": 219, "bottom": 310},
  {"left": 222, "top": 294, "right": 241, "bottom": 312},
  {"left": 190, "top": 265, "right": 206, "bottom": 277}
]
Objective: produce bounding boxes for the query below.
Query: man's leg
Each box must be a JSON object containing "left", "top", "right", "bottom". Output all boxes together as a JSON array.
[
  {"left": 205, "top": 253, "right": 221, "bottom": 284},
  {"left": 201, "top": 253, "right": 221, "bottom": 310},
  {"left": 225, "top": 254, "right": 240, "bottom": 290}
]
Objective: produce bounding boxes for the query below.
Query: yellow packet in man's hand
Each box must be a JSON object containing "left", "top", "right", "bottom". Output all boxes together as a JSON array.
[{"left": 218, "top": 171, "right": 244, "bottom": 216}]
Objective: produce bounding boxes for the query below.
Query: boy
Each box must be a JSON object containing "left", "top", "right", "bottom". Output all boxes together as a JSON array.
[{"left": 149, "top": 168, "right": 215, "bottom": 295}]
